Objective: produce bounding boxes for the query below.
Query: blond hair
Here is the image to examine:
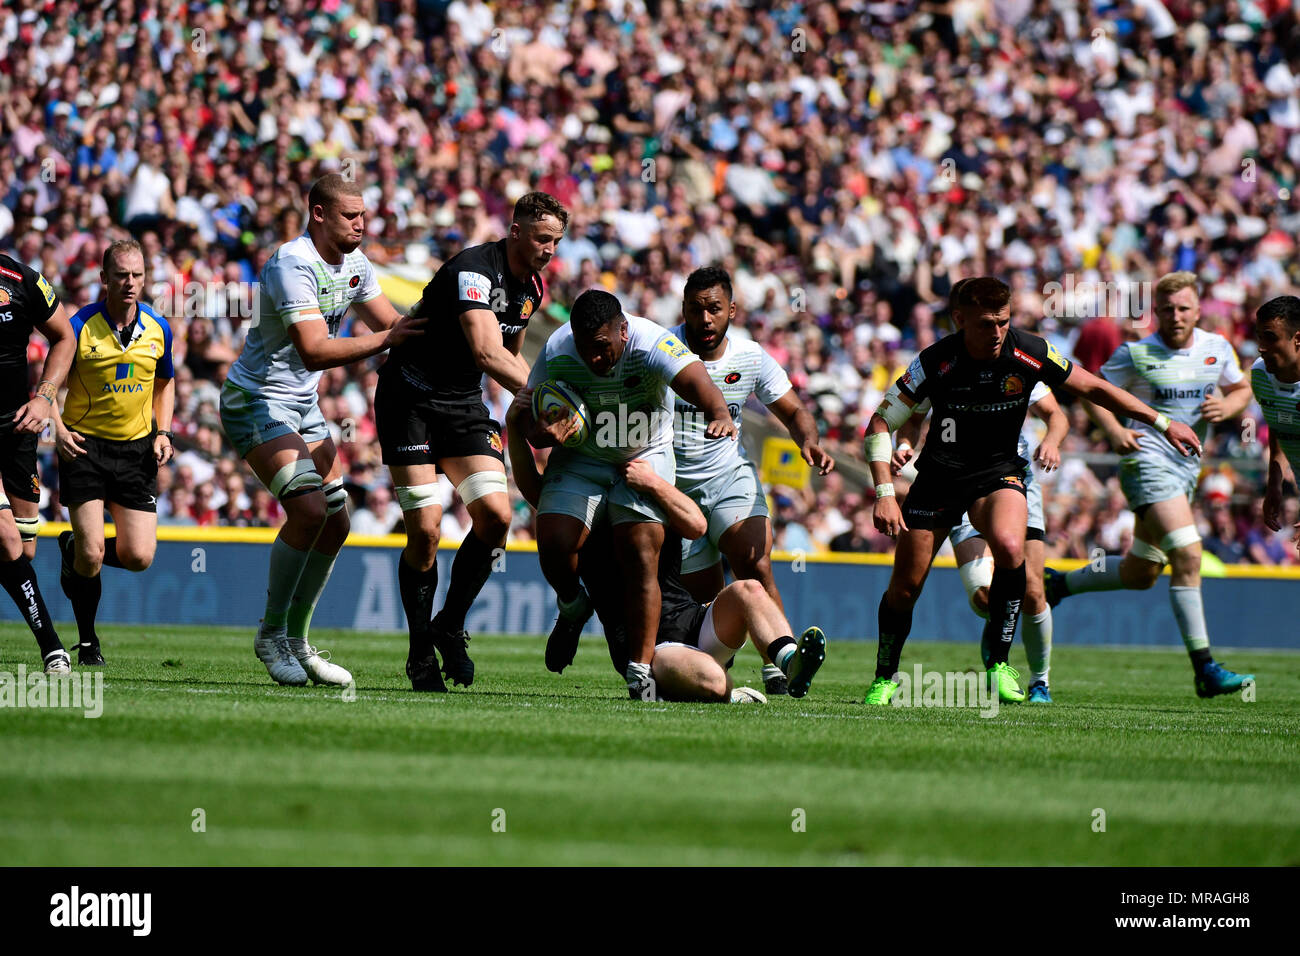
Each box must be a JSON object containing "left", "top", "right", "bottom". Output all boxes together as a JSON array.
[{"left": 1155, "top": 271, "right": 1199, "bottom": 300}]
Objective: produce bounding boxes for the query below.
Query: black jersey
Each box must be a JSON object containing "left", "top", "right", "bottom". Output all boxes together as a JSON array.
[
  {"left": 0, "top": 254, "right": 58, "bottom": 415},
  {"left": 385, "top": 239, "right": 543, "bottom": 401},
  {"left": 896, "top": 327, "right": 1073, "bottom": 476}
]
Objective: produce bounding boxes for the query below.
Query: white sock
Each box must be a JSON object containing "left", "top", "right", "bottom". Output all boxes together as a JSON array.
[
  {"left": 1022, "top": 608, "right": 1052, "bottom": 686},
  {"left": 264, "top": 537, "right": 311, "bottom": 628},
  {"left": 625, "top": 660, "right": 650, "bottom": 685},
  {"left": 1063, "top": 560, "right": 1125, "bottom": 595},
  {"left": 1169, "top": 586, "right": 1210, "bottom": 653},
  {"left": 763, "top": 662, "right": 786, "bottom": 680}
]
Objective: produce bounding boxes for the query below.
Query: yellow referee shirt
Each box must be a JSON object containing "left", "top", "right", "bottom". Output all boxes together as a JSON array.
[{"left": 63, "top": 301, "right": 174, "bottom": 441}]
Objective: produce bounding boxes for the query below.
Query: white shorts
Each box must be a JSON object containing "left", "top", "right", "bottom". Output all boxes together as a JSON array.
[
  {"left": 538, "top": 445, "right": 675, "bottom": 528},
  {"left": 678, "top": 459, "right": 770, "bottom": 574},
  {"left": 1118, "top": 455, "right": 1199, "bottom": 511}
]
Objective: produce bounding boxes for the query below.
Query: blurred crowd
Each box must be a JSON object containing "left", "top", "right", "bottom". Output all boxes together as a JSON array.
[{"left": 2, "top": 0, "right": 1299, "bottom": 563}]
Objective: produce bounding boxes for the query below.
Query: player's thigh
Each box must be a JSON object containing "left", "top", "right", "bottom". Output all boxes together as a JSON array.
[
  {"left": 108, "top": 501, "right": 158, "bottom": 569},
  {"left": 244, "top": 431, "right": 321, "bottom": 491},
  {"left": 305, "top": 436, "right": 344, "bottom": 483},
  {"left": 952, "top": 532, "right": 989, "bottom": 567},
  {"left": 968, "top": 487, "right": 1027, "bottom": 564},
  {"left": 612, "top": 519, "right": 665, "bottom": 573},
  {"left": 440, "top": 454, "right": 510, "bottom": 533},
  {"left": 536, "top": 512, "right": 591, "bottom": 557},
  {"left": 1139, "top": 494, "right": 1196, "bottom": 541},
  {"left": 652, "top": 643, "right": 728, "bottom": 703},
  {"left": 67, "top": 499, "right": 107, "bottom": 562},
  {"left": 680, "top": 561, "right": 726, "bottom": 603},
  {"left": 707, "top": 581, "right": 764, "bottom": 651},
  {"left": 717, "top": 515, "right": 773, "bottom": 576}
]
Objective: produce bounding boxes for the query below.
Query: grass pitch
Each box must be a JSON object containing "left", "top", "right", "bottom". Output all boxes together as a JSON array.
[{"left": 1, "top": 623, "right": 1297, "bottom": 866}]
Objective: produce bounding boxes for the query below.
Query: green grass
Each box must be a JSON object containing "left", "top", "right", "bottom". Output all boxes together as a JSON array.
[{"left": 1, "top": 623, "right": 1298, "bottom": 866}]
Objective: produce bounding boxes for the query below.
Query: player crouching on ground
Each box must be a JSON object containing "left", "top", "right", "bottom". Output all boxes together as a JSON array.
[{"left": 506, "top": 389, "right": 826, "bottom": 702}]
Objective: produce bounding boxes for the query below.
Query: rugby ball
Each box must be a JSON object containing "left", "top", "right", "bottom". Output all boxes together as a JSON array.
[{"left": 532, "top": 379, "right": 591, "bottom": 448}]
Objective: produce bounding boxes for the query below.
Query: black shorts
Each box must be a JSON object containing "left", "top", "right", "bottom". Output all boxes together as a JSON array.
[
  {"left": 375, "top": 371, "right": 503, "bottom": 469},
  {"left": 59, "top": 433, "right": 158, "bottom": 512},
  {"left": 656, "top": 600, "right": 710, "bottom": 648},
  {"left": 903, "top": 461, "right": 1028, "bottom": 531},
  {"left": 0, "top": 422, "right": 40, "bottom": 504}
]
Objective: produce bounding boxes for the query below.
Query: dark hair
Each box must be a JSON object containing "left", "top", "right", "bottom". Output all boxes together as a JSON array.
[
  {"left": 513, "top": 191, "right": 569, "bottom": 230},
  {"left": 952, "top": 276, "right": 1011, "bottom": 314},
  {"left": 1258, "top": 295, "right": 1300, "bottom": 336},
  {"left": 307, "top": 173, "right": 363, "bottom": 212},
  {"left": 570, "top": 289, "right": 624, "bottom": 336},
  {"left": 683, "top": 266, "right": 733, "bottom": 302}
]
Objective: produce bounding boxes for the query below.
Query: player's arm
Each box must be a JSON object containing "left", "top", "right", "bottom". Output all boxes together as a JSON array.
[
  {"left": 620, "top": 458, "right": 707, "bottom": 540},
  {"left": 767, "top": 388, "right": 834, "bottom": 475},
  {"left": 865, "top": 381, "right": 919, "bottom": 536},
  {"left": 461, "top": 308, "right": 530, "bottom": 392},
  {"left": 892, "top": 405, "right": 928, "bottom": 474},
  {"left": 288, "top": 311, "right": 424, "bottom": 371},
  {"left": 152, "top": 374, "right": 176, "bottom": 465},
  {"left": 350, "top": 293, "right": 403, "bottom": 332},
  {"left": 1262, "top": 430, "right": 1290, "bottom": 532},
  {"left": 1029, "top": 388, "right": 1067, "bottom": 472},
  {"left": 1199, "top": 378, "right": 1252, "bottom": 423},
  {"left": 14, "top": 302, "right": 75, "bottom": 434},
  {"left": 670, "top": 363, "right": 736, "bottom": 440},
  {"left": 505, "top": 387, "right": 546, "bottom": 509},
  {"left": 504, "top": 327, "right": 525, "bottom": 357},
  {"left": 1060, "top": 364, "right": 1201, "bottom": 456}
]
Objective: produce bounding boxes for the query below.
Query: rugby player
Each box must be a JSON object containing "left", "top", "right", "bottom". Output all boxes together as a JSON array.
[
  {"left": 220, "top": 174, "right": 423, "bottom": 686},
  {"left": 862, "top": 277, "right": 1201, "bottom": 706},
  {"left": 1253, "top": 295, "right": 1300, "bottom": 557},
  {"left": 377, "top": 191, "right": 562, "bottom": 693},
  {"left": 506, "top": 389, "right": 826, "bottom": 702},
  {"left": 893, "top": 379, "right": 1068, "bottom": 702},
  {"left": 671, "top": 266, "right": 834, "bottom": 695},
  {"left": 0, "top": 252, "right": 75, "bottom": 673},
  {"left": 1043, "top": 273, "right": 1254, "bottom": 698},
  {"left": 519, "top": 288, "right": 736, "bottom": 700},
  {"left": 55, "top": 240, "right": 175, "bottom": 667}
]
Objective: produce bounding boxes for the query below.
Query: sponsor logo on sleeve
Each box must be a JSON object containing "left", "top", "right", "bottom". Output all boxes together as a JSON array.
[
  {"left": 657, "top": 334, "right": 690, "bottom": 360},
  {"left": 1204, "top": 356, "right": 1217, "bottom": 365},
  {"left": 1013, "top": 348, "right": 1043, "bottom": 370},
  {"left": 36, "top": 274, "right": 56, "bottom": 306},
  {"left": 349, "top": 274, "right": 360, "bottom": 288},
  {"left": 458, "top": 271, "right": 492, "bottom": 304},
  {"left": 1046, "top": 342, "right": 1069, "bottom": 370}
]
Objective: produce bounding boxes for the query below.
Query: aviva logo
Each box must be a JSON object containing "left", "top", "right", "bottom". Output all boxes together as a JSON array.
[{"left": 103, "top": 363, "right": 143, "bottom": 393}]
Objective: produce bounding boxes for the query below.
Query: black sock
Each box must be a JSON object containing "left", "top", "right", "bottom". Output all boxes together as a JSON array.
[
  {"left": 768, "top": 635, "right": 796, "bottom": 672},
  {"left": 1190, "top": 647, "right": 1213, "bottom": 671},
  {"left": 0, "top": 555, "right": 63, "bottom": 657},
  {"left": 66, "top": 566, "right": 103, "bottom": 647},
  {"left": 101, "top": 536, "right": 125, "bottom": 569},
  {"left": 981, "top": 562, "right": 1026, "bottom": 666},
  {"left": 398, "top": 552, "right": 438, "bottom": 645},
  {"left": 876, "top": 593, "right": 914, "bottom": 679},
  {"left": 434, "top": 531, "right": 498, "bottom": 634}
]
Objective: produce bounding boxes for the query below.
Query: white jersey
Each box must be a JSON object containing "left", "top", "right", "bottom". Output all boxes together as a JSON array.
[
  {"left": 669, "top": 325, "right": 792, "bottom": 484},
  {"left": 1250, "top": 358, "right": 1300, "bottom": 466},
  {"left": 1099, "top": 328, "right": 1243, "bottom": 469},
  {"left": 528, "top": 314, "right": 698, "bottom": 464},
  {"left": 227, "top": 233, "right": 382, "bottom": 404}
]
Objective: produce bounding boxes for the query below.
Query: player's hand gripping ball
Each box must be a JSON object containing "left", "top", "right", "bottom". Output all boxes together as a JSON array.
[{"left": 532, "top": 379, "right": 591, "bottom": 448}]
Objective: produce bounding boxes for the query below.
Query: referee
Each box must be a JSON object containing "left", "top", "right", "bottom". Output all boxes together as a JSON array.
[
  {"left": 0, "top": 252, "right": 76, "bottom": 672},
  {"left": 55, "top": 240, "right": 176, "bottom": 665}
]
